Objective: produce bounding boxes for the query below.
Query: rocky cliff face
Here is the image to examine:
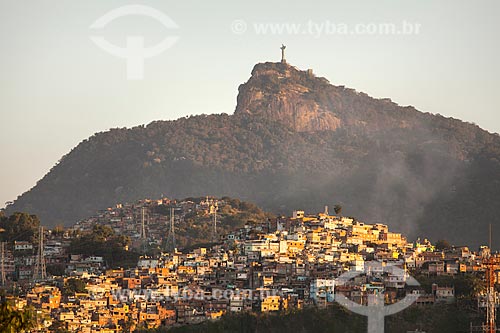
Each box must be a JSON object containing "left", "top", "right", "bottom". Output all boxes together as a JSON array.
[
  {"left": 235, "top": 63, "right": 341, "bottom": 132},
  {"left": 235, "top": 62, "right": 424, "bottom": 133}
]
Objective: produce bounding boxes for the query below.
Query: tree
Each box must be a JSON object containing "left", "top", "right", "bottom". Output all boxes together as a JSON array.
[
  {"left": 68, "top": 225, "right": 138, "bottom": 269},
  {"left": 153, "top": 205, "right": 170, "bottom": 216},
  {"left": 119, "top": 314, "right": 135, "bottom": 333},
  {"left": 63, "top": 278, "right": 87, "bottom": 296},
  {"left": 47, "top": 263, "right": 66, "bottom": 276},
  {"left": 49, "top": 319, "right": 71, "bottom": 333},
  {"left": 334, "top": 205, "right": 342, "bottom": 215},
  {"left": 0, "top": 212, "right": 40, "bottom": 243},
  {"left": 435, "top": 239, "right": 451, "bottom": 250},
  {"left": 0, "top": 302, "right": 36, "bottom": 333},
  {"left": 90, "top": 224, "right": 114, "bottom": 241}
]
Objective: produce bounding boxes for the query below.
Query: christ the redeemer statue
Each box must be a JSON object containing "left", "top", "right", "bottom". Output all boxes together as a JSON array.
[{"left": 280, "top": 44, "right": 286, "bottom": 63}]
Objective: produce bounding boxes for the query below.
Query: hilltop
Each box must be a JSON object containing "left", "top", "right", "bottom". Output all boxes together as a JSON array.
[{"left": 7, "top": 61, "right": 500, "bottom": 248}]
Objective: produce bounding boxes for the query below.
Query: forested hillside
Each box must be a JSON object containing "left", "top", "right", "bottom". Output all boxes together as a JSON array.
[{"left": 7, "top": 62, "right": 500, "bottom": 249}]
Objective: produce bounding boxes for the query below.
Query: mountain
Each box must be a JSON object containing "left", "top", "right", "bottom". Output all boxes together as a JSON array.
[{"left": 7, "top": 62, "right": 500, "bottom": 248}]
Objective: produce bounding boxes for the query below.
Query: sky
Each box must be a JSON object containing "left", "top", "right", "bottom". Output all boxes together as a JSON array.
[{"left": 0, "top": 0, "right": 499, "bottom": 208}]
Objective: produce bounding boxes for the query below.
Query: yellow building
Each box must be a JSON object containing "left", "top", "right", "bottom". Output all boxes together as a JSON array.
[
  {"left": 261, "top": 296, "right": 281, "bottom": 312},
  {"left": 286, "top": 240, "right": 305, "bottom": 254}
]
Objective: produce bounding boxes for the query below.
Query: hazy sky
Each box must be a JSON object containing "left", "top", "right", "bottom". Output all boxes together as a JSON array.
[{"left": 1, "top": 0, "right": 499, "bottom": 208}]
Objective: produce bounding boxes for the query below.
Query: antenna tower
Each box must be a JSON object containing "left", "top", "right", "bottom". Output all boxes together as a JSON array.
[
  {"left": 166, "top": 206, "right": 176, "bottom": 251},
  {"left": 483, "top": 223, "right": 498, "bottom": 333},
  {"left": 141, "top": 206, "right": 147, "bottom": 239},
  {"left": 1, "top": 242, "right": 5, "bottom": 285},
  {"left": 212, "top": 200, "right": 218, "bottom": 242},
  {"left": 34, "top": 226, "right": 46, "bottom": 280}
]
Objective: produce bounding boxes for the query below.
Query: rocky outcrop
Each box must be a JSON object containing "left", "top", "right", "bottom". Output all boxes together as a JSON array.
[
  {"left": 235, "top": 62, "right": 425, "bottom": 133},
  {"left": 237, "top": 87, "right": 342, "bottom": 132},
  {"left": 235, "top": 62, "right": 341, "bottom": 131}
]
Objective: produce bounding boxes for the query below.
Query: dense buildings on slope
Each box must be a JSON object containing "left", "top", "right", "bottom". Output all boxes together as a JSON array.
[{"left": 1, "top": 200, "right": 498, "bottom": 332}]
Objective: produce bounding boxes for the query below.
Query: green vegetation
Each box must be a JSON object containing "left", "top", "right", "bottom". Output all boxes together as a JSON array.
[
  {"left": 386, "top": 303, "right": 481, "bottom": 333},
  {"left": 69, "top": 225, "right": 139, "bottom": 268},
  {"left": 0, "top": 212, "right": 40, "bottom": 243},
  {"left": 135, "top": 302, "right": 484, "bottom": 333},
  {"left": 137, "top": 304, "right": 367, "bottom": 333},
  {"left": 170, "top": 197, "right": 274, "bottom": 249},
  {"left": 414, "top": 274, "right": 485, "bottom": 298},
  {"left": 48, "top": 319, "right": 72, "bottom": 333},
  {"left": 46, "top": 263, "right": 66, "bottom": 276},
  {"left": 434, "top": 239, "right": 452, "bottom": 250},
  {"left": 0, "top": 301, "right": 36, "bottom": 333},
  {"left": 62, "top": 278, "right": 87, "bottom": 296},
  {"left": 133, "top": 273, "right": 487, "bottom": 333}
]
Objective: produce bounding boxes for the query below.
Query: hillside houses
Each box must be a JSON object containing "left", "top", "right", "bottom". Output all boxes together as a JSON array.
[{"left": 2, "top": 207, "right": 498, "bottom": 332}]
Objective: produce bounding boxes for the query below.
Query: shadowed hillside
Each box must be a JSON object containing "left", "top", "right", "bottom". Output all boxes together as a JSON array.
[{"left": 7, "top": 62, "right": 500, "bottom": 249}]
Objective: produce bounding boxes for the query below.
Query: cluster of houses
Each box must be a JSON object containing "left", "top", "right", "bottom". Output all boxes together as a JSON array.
[
  {"left": 0, "top": 197, "right": 218, "bottom": 282},
  {"left": 1, "top": 239, "right": 66, "bottom": 282},
  {"left": 2, "top": 204, "right": 498, "bottom": 332},
  {"left": 71, "top": 197, "right": 188, "bottom": 249}
]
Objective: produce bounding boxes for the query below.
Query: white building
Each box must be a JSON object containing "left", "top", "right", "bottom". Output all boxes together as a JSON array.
[
  {"left": 310, "top": 278, "right": 335, "bottom": 303},
  {"left": 14, "top": 241, "right": 33, "bottom": 251}
]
